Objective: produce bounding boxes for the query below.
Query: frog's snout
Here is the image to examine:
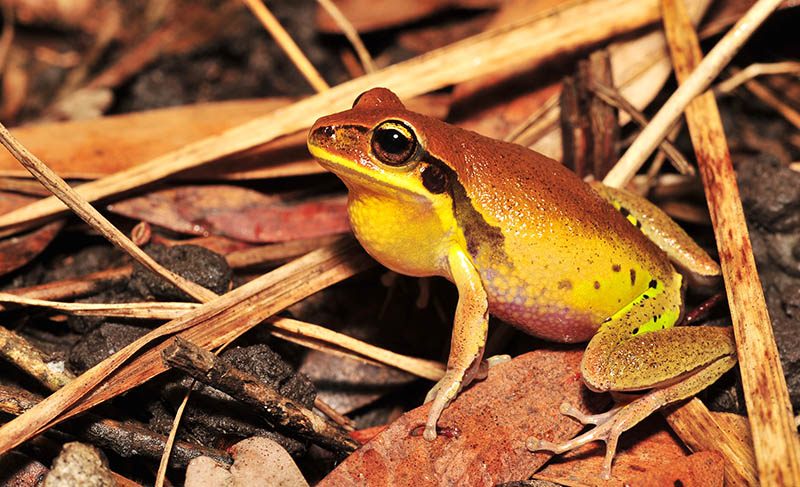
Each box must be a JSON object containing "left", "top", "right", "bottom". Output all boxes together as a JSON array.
[{"left": 307, "top": 123, "right": 336, "bottom": 151}]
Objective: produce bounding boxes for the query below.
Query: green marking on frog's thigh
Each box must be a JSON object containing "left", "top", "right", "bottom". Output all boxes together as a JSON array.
[
  {"left": 601, "top": 276, "right": 681, "bottom": 337},
  {"left": 611, "top": 201, "right": 642, "bottom": 230}
]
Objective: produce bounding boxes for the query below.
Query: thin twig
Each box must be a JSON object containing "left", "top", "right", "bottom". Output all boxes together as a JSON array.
[
  {"left": 603, "top": 0, "right": 786, "bottom": 188},
  {"left": 316, "top": 0, "right": 376, "bottom": 74},
  {"left": 736, "top": 69, "right": 800, "bottom": 131},
  {"left": 715, "top": 61, "right": 800, "bottom": 94},
  {"left": 241, "top": 0, "right": 329, "bottom": 92}
]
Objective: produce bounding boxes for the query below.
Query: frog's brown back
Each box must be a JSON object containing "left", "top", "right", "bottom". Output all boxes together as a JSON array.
[{"left": 414, "top": 114, "right": 633, "bottom": 246}]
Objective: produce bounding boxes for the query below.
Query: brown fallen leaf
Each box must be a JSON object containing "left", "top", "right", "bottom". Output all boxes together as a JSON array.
[
  {"left": 319, "top": 349, "right": 606, "bottom": 487},
  {"left": 0, "top": 99, "right": 301, "bottom": 180},
  {"left": 0, "top": 192, "right": 62, "bottom": 275},
  {"left": 108, "top": 185, "right": 350, "bottom": 243},
  {"left": 315, "top": 0, "right": 501, "bottom": 33},
  {"left": 534, "top": 416, "right": 724, "bottom": 487}
]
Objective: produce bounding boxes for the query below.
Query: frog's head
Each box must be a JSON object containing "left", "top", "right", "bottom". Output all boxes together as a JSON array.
[
  {"left": 307, "top": 88, "right": 453, "bottom": 202},
  {"left": 308, "top": 88, "right": 472, "bottom": 277}
]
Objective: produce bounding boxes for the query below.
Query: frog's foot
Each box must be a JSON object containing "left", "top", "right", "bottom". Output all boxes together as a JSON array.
[
  {"left": 422, "top": 373, "right": 463, "bottom": 440},
  {"left": 526, "top": 400, "right": 635, "bottom": 480},
  {"left": 423, "top": 356, "right": 489, "bottom": 440}
]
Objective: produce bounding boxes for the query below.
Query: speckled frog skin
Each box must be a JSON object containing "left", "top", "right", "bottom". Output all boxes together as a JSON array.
[{"left": 307, "top": 88, "right": 736, "bottom": 479}]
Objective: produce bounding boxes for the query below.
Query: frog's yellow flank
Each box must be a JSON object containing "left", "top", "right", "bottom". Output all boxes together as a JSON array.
[{"left": 307, "top": 88, "right": 736, "bottom": 480}]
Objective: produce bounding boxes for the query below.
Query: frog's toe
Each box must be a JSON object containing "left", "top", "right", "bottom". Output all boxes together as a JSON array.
[
  {"left": 558, "top": 401, "right": 625, "bottom": 426},
  {"left": 527, "top": 402, "right": 629, "bottom": 480},
  {"left": 424, "top": 380, "right": 444, "bottom": 404}
]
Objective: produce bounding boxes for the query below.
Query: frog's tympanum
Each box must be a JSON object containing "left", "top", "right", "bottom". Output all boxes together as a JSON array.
[{"left": 307, "top": 88, "right": 736, "bottom": 479}]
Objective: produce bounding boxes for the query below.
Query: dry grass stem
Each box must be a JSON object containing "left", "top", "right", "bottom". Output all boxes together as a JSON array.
[
  {"left": 715, "top": 61, "right": 800, "bottom": 94},
  {"left": 155, "top": 386, "right": 192, "bottom": 487},
  {"left": 0, "top": 122, "right": 217, "bottom": 303},
  {"left": 5, "top": 265, "right": 133, "bottom": 301},
  {"left": 662, "top": 0, "right": 800, "bottom": 483},
  {"left": 505, "top": 91, "right": 561, "bottom": 144},
  {"left": 241, "top": 0, "right": 329, "bottom": 92},
  {"left": 316, "top": 0, "right": 376, "bottom": 73},
  {"left": 0, "top": 0, "right": 667, "bottom": 231},
  {"left": 0, "top": 3, "right": 14, "bottom": 75},
  {"left": 0, "top": 293, "right": 197, "bottom": 318},
  {"left": 315, "top": 397, "right": 355, "bottom": 430},
  {"left": 226, "top": 235, "right": 343, "bottom": 268},
  {"left": 603, "top": 0, "right": 785, "bottom": 188},
  {"left": 0, "top": 177, "right": 52, "bottom": 196},
  {"left": 0, "top": 293, "right": 444, "bottom": 380}
]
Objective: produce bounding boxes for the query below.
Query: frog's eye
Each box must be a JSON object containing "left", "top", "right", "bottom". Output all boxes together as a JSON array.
[{"left": 371, "top": 121, "right": 417, "bottom": 166}]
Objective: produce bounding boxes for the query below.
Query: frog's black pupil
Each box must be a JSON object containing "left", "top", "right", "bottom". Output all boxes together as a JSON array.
[
  {"left": 372, "top": 123, "right": 416, "bottom": 165},
  {"left": 377, "top": 129, "right": 408, "bottom": 155}
]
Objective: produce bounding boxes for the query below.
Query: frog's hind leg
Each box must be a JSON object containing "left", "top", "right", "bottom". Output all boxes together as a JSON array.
[
  {"left": 528, "top": 272, "right": 736, "bottom": 479},
  {"left": 589, "top": 181, "right": 721, "bottom": 288},
  {"left": 528, "top": 353, "right": 735, "bottom": 479}
]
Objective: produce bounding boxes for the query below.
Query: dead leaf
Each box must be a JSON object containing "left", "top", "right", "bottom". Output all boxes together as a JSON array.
[
  {"left": 315, "top": 0, "right": 501, "bottom": 33},
  {"left": 108, "top": 185, "right": 350, "bottom": 243},
  {"left": 319, "top": 349, "right": 605, "bottom": 486},
  {"left": 0, "top": 192, "right": 62, "bottom": 275},
  {"left": 534, "top": 416, "right": 725, "bottom": 486},
  {"left": 0, "top": 99, "right": 303, "bottom": 180}
]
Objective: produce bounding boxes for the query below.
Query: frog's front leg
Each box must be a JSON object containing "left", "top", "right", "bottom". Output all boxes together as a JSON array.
[
  {"left": 528, "top": 273, "right": 737, "bottom": 479},
  {"left": 423, "top": 246, "right": 489, "bottom": 441}
]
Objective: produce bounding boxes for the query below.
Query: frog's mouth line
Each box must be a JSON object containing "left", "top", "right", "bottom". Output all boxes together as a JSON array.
[{"left": 308, "top": 143, "right": 428, "bottom": 199}]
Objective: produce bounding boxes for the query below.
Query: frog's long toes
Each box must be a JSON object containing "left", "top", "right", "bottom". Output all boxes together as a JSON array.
[
  {"left": 528, "top": 406, "right": 624, "bottom": 478},
  {"left": 559, "top": 402, "right": 623, "bottom": 426}
]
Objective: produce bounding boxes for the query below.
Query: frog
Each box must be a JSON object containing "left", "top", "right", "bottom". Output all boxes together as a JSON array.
[{"left": 306, "top": 87, "right": 737, "bottom": 479}]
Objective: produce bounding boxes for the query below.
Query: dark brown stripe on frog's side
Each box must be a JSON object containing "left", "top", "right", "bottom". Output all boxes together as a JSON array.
[{"left": 420, "top": 153, "right": 511, "bottom": 276}]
